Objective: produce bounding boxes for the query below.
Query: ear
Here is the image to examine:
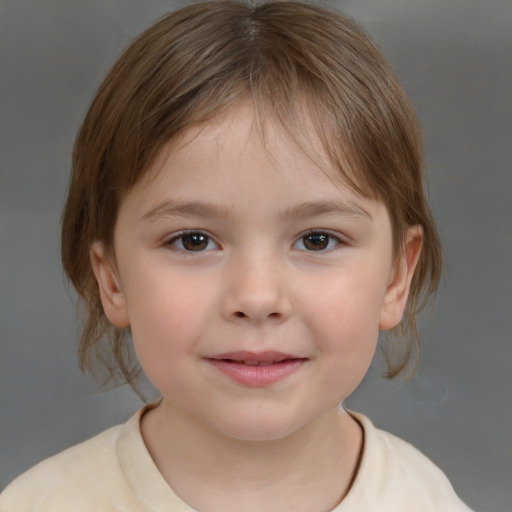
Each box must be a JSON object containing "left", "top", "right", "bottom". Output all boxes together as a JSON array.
[
  {"left": 379, "top": 225, "right": 423, "bottom": 330},
  {"left": 90, "top": 241, "right": 130, "bottom": 328}
]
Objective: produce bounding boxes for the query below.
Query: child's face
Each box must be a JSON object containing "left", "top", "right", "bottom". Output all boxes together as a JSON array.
[{"left": 92, "top": 104, "right": 418, "bottom": 441}]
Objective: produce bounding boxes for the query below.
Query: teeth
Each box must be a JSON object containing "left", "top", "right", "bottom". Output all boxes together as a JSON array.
[{"left": 222, "top": 358, "right": 293, "bottom": 366}]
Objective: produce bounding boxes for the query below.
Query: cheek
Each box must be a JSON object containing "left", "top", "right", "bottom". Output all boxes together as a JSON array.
[
  {"left": 123, "top": 270, "right": 214, "bottom": 380},
  {"left": 125, "top": 263, "right": 211, "bottom": 330},
  {"left": 304, "top": 269, "right": 387, "bottom": 380},
  {"left": 310, "top": 269, "right": 387, "bottom": 337}
]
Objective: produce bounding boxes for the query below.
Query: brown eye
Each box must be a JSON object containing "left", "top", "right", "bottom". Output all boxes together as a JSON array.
[
  {"left": 296, "top": 232, "right": 341, "bottom": 251},
  {"left": 303, "top": 233, "right": 329, "bottom": 250},
  {"left": 169, "top": 232, "right": 218, "bottom": 252},
  {"left": 182, "top": 233, "right": 209, "bottom": 251}
]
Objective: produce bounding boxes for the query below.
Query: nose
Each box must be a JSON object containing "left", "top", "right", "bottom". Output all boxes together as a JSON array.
[{"left": 221, "top": 254, "right": 292, "bottom": 325}]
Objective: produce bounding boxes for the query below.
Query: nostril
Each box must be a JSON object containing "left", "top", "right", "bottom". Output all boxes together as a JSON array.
[{"left": 234, "top": 311, "right": 280, "bottom": 319}]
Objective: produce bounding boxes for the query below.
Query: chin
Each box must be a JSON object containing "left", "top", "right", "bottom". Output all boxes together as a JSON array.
[{"left": 211, "top": 410, "right": 308, "bottom": 443}]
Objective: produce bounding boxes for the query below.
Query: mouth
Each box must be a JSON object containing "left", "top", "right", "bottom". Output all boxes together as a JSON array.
[{"left": 206, "top": 351, "right": 308, "bottom": 386}]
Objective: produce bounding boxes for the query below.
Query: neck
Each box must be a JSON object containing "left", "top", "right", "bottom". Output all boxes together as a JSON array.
[{"left": 141, "top": 400, "right": 363, "bottom": 512}]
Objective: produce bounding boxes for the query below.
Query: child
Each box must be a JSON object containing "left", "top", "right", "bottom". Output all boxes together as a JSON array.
[{"left": 1, "top": 1, "right": 474, "bottom": 510}]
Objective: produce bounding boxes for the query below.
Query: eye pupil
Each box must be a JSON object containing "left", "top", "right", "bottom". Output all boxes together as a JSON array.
[
  {"left": 304, "top": 233, "right": 329, "bottom": 250},
  {"left": 183, "top": 233, "right": 208, "bottom": 251}
]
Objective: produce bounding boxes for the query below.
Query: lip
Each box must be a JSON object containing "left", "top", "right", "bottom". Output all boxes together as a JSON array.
[{"left": 206, "top": 351, "right": 308, "bottom": 387}]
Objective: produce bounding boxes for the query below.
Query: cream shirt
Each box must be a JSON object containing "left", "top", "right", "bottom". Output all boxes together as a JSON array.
[{"left": 0, "top": 406, "right": 473, "bottom": 511}]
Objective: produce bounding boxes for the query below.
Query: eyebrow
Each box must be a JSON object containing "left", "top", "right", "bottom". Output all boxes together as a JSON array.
[
  {"left": 279, "top": 200, "right": 373, "bottom": 222},
  {"left": 142, "top": 199, "right": 372, "bottom": 222},
  {"left": 142, "top": 200, "right": 233, "bottom": 222}
]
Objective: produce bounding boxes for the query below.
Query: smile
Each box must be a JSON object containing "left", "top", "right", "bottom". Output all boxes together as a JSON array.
[{"left": 207, "top": 351, "right": 308, "bottom": 387}]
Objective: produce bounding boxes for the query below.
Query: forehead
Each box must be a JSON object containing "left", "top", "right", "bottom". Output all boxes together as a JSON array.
[
  {"left": 142, "top": 102, "right": 370, "bottom": 198},
  {"left": 121, "top": 103, "right": 382, "bottom": 222}
]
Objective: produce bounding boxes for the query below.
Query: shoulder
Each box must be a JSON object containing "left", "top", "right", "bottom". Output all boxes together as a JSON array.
[
  {"left": 0, "top": 418, "right": 135, "bottom": 512},
  {"left": 1, "top": 402, "right": 195, "bottom": 512},
  {"left": 339, "top": 412, "right": 474, "bottom": 512}
]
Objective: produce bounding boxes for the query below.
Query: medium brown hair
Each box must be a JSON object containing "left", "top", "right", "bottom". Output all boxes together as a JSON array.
[{"left": 61, "top": 0, "right": 443, "bottom": 394}]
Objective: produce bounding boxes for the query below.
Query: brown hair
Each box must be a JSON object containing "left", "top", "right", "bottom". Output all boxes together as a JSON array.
[{"left": 61, "top": 0, "right": 443, "bottom": 394}]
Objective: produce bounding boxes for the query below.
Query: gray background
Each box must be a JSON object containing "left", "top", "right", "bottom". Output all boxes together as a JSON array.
[{"left": 1, "top": 1, "right": 511, "bottom": 510}]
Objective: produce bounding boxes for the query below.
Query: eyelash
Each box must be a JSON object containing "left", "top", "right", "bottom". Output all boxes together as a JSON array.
[
  {"left": 165, "top": 231, "right": 221, "bottom": 252},
  {"left": 294, "top": 231, "right": 344, "bottom": 252},
  {"left": 165, "top": 230, "right": 344, "bottom": 253}
]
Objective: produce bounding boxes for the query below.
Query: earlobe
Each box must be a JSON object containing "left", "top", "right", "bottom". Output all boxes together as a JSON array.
[
  {"left": 90, "top": 241, "right": 130, "bottom": 328},
  {"left": 378, "top": 225, "right": 423, "bottom": 331}
]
